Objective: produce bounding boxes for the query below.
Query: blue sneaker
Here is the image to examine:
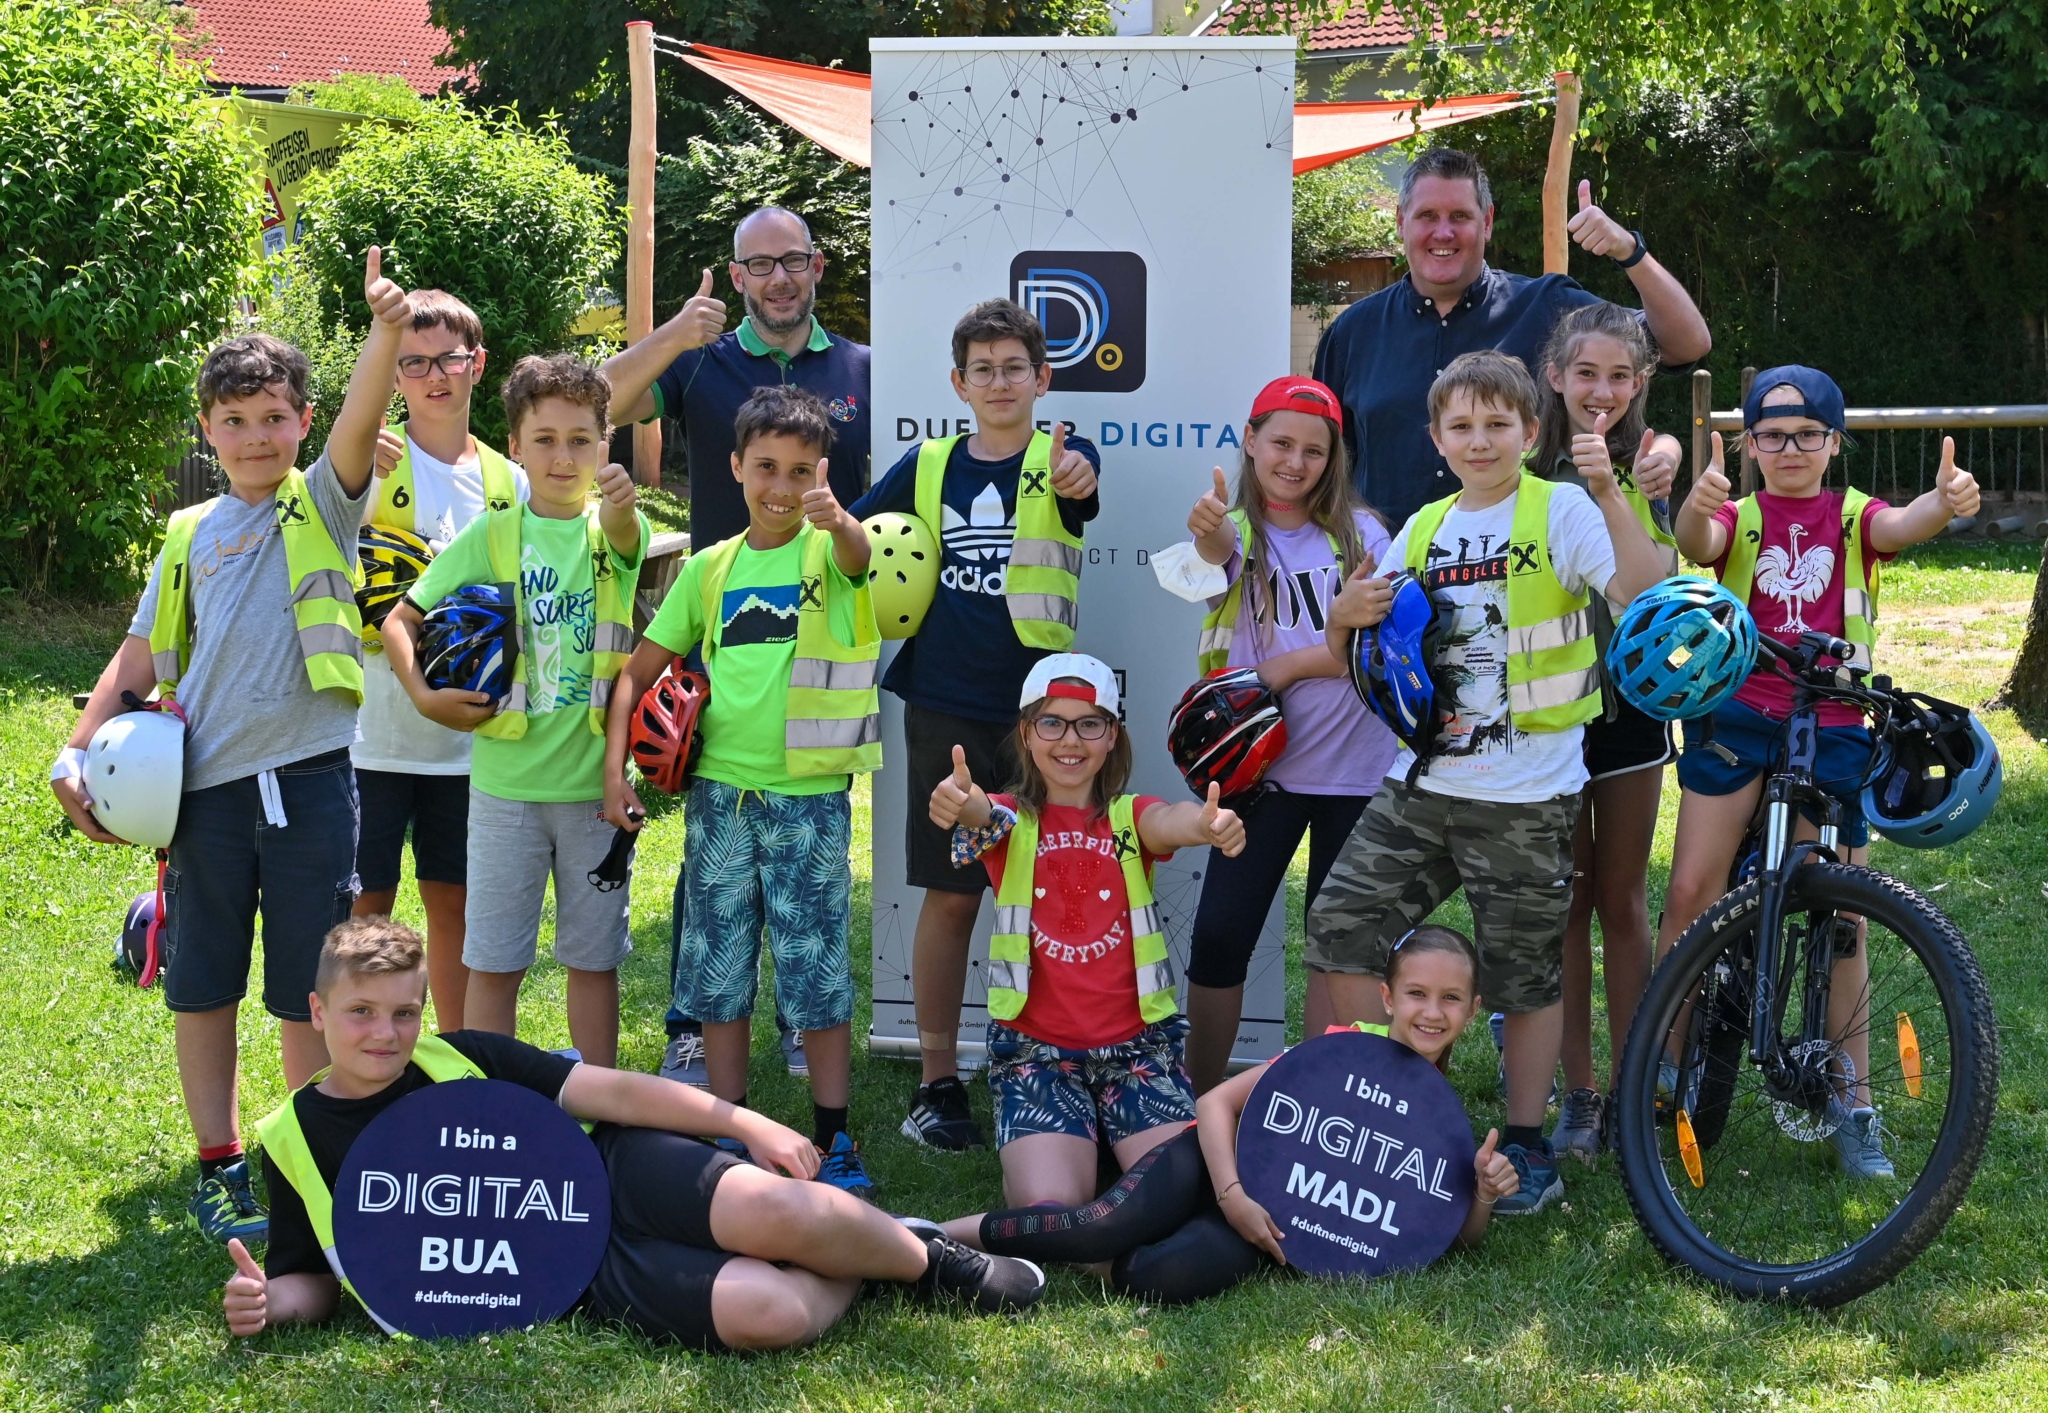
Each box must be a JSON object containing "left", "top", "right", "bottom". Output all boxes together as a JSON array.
[
  {"left": 781, "top": 1022, "right": 808, "bottom": 1078},
  {"left": 816, "top": 1131, "right": 876, "bottom": 1200},
  {"left": 189, "top": 1160, "right": 268, "bottom": 1245},
  {"left": 1828, "top": 1100, "right": 1896, "bottom": 1180},
  {"left": 712, "top": 1135, "right": 753, "bottom": 1164},
  {"left": 1492, "top": 1139, "right": 1565, "bottom": 1217},
  {"left": 1490, "top": 1012, "right": 1507, "bottom": 1093}
]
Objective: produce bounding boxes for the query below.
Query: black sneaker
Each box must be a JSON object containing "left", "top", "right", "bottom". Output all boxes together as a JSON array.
[
  {"left": 900, "top": 1076, "right": 986, "bottom": 1151},
  {"left": 913, "top": 1235, "right": 1045, "bottom": 1314}
]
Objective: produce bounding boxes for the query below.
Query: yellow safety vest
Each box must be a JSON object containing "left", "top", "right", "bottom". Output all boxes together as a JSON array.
[
  {"left": 913, "top": 431, "right": 1081, "bottom": 649},
  {"left": 987, "top": 795, "right": 1178, "bottom": 1026},
  {"left": 149, "top": 468, "right": 364, "bottom": 703},
  {"left": 1196, "top": 509, "right": 1343, "bottom": 673},
  {"left": 1403, "top": 474, "right": 1601, "bottom": 733},
  {"left": 371, "top": 424, "right": 520, "bottom": 534},
  {"left": 694, "top": 524, "right": 882, "bottom": 776},
  {"left": 472, "top": 504, "right": 637, "bottom": 740},
  {"left": 1609, "top": 457, "right": 1678, "bottom": 553},
  {"left": 1720, "top": 489, "right": 1876, "bottom": 670}
]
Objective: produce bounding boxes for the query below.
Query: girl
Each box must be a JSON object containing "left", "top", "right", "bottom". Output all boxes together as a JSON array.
[
  {"left": 1181, "top": 375, "right": 1395, "bottom": 1093},
  {"left": 928, "top": 653, "right": 1247, "bottom": 1208},
  {"left": 1530, "top": 303, "right": 1683, "bottom": 1163},
  {"left": 938, "top": 926, "right": 1519, "bottom": 1304}
]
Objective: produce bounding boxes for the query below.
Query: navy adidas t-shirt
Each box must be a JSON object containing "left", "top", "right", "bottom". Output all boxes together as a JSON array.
[{"left": 851, "top": 435, "right": 1100, "bottom": 722}]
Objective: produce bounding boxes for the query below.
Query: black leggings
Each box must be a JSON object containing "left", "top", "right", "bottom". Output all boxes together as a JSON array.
[
  {"left": 1186, "top": 786, "right": 1373, "bottom": 989},
  {"left": 976, "top": 1128, "right": 1268, "bottom": 1304}
]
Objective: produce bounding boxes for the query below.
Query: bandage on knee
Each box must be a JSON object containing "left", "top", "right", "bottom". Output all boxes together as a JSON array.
[{"left": 919, "top": 1030, "right": 954, "bottom": 1052}]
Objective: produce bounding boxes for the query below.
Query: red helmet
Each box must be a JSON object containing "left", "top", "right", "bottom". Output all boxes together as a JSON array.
[
  {"left": 628, "top": 662, "right": 710, "bottom": 794},
  {"left": 1167, "top": 668, "right": 1287, "bottom": 803}
]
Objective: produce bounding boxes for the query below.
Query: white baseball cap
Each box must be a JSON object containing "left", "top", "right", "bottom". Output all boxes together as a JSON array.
[{"left": 1019, "top": 653, "right": 1120, "bottom": 714}]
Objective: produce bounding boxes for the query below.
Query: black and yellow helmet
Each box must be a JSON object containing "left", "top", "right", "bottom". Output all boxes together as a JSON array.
[{"left": 357, "top": 524, "right": 434, "bottom": 649}]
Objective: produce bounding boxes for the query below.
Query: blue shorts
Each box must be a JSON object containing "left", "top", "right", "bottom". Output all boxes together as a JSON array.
[
  {"left": 987, "top": 1016, "right": 1196, "bottom": 1149},
  {"left": 1676, "top": 700, "right": 1874, "bottom": 848},
  {"left": 676, "top": 778, "right": 853, "bottom": 1031}
]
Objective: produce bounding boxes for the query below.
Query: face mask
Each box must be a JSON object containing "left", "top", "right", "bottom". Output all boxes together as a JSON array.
[{"left": 1149, "top": 540, "right": 1231, "bottom": 603}]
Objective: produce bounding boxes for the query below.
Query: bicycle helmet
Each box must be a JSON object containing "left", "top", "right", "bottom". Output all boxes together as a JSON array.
[
  {"left": 357, "top": 524, "right": 434, "bottom": 648},
  {"left": 1347, "top": 571, "right": 1448, "bottom": 754},
  {"left": 419, "top": 584, "right": 515, "bottom": 705},
  {"left": 862, "top": 512, "right": 940, "bottom": 639},
  {"left": 83, "top": 707, "right": 185, "bottom": 848},
  {"left": 628, "top": 661, "right": 710, "bottom": 793},
  {"left": 1863, "top": 699, "right": 2003, "bottom": 849},
  {"left": 1167, "top": 668, "right": 1287, "bottom": 802},
  {"left": 118, "top": 890, "right": 164, "bottom": 986},
  {"left": 1606, "top": 576, "right": 1758, "bottom": 721}
]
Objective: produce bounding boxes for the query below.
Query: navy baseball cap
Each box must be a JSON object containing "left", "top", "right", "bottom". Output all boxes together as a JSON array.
[{"left": 1744, "top": 365, "right": 1846, "bottom": 432}]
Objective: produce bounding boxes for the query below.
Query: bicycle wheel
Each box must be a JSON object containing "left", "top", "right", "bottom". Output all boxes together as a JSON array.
[{"left": 1616, "top": 864, "right": 1998, "bottom": 1305}]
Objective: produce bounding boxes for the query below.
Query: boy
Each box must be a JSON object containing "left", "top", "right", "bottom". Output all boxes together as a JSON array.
[
  {"left": 382, "top": 355, "right": 647, "bottom": 1068},
  {"left": 354, "top": 290, "right": 530, "bottom": 1034},
  {"left": 1659, "top": 366, "right": 1978, "bottom": 1178},
  {"left": 848, "top": 298, "right": 1102, "bottom": 1152},
  {"left": 50, "top": 247, "right": 413, "bottom": 1243},
  {"left": 224, "top": 918, "right": 1045, "bottom": 1350},
  {"left": 1312, "top": 349, "right": 1668, "bottom": 1216},
  {"left": 605, "top": 386, "right": 880, "bottom": 1194}
]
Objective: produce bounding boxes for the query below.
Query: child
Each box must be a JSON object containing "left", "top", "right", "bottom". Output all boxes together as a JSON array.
[
  {"left": 850, "top": 298, "right": 1103, "bottom": 1152},
  {"left": 1662, "top": 366, "right": 1978, "bottom": 1179},
  {"left": 49, "top": 247, "right": 410, "bottom": 1243},
  {"left": 927, "top": 654, "right": 1246, "bottom": 1208},
  {"left": 1311, "top": 349, "right": 1668, "bottom": 1217},
  {"left": 382, "top": 354, "right": 647, "bottom": 1069},
  {"left": 1530, "top": 302, "right": 1684, "bottom": 1162},
  {"left": 224, "top": 917, "right": 1045, "bottom": 1351},
  {"left": 940, "top": 927, "right": 1519, "bottom": 1303},
  {"left": 1180, "top": 375, "right": 1395, "bottom": 1093},
  {"left": 604, "top": 385, "right": 880, "bottom": 1195},
  {"left": 354, "top": 290, "right": 530, "bottom": 1034}
]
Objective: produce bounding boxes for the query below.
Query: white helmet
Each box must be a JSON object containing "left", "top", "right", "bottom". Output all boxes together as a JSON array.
[{"left": 84, "top": 710, "right": 185, "bottom": 848}]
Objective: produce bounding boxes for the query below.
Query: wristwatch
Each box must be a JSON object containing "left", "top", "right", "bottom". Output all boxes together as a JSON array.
[{"left": 1615, "top": 230, "right": 1649, "bottom": 270}]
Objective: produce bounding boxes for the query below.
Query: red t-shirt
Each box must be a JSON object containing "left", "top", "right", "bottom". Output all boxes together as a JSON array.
[
  {"left": 1710, "top": 490, "right": 1894, "bottom": 727},
  {"left": 980, "top": 794, "right": 1172, "bottom": 1052}
]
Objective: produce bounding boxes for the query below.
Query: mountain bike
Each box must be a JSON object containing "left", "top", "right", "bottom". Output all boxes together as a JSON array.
[{"left": 1614, "top": 630, "right": 2000, "bottom": 1306}]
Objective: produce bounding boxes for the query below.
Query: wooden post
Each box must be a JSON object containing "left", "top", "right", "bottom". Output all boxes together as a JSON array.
[
  {"left": 1542, "top": 72, "right": 1581, "bottom": 276},
  {"left": 626, "top": 21, "right": 661, "bottom": 489},
  {"left": 1738, "top": 365, "right": 1757, "bottom": 496},
  {"left": 1690, "top": 368, "right": 1713, "bottom": 504}
]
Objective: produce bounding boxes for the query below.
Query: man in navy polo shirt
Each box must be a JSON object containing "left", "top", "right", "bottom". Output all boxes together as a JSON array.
[{"left": 1313, "top": 148, "right": 1711, "bottom": 531}]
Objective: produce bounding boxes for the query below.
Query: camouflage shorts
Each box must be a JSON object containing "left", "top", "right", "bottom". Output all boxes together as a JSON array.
[{"left": 1304, "top": 778, "right": 1581, "bottom": 1012}]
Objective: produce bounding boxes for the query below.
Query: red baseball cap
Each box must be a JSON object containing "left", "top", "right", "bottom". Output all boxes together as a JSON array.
[{"left": 1248, "top": 376, "right": 1342, "bottom": 428}]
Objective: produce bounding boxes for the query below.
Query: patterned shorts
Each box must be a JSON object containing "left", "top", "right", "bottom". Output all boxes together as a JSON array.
[
  {"left": 987, "top": 1016, "right": 1196, "bottom": 1149},
  {"left": 1304, "top": 777, "right": 1581, "bottom": 1013}
]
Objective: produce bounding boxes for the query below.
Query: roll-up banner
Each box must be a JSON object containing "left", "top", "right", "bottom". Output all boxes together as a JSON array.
[{"left": 867, "top": 37, "right": 1297, "bottom": 1070}]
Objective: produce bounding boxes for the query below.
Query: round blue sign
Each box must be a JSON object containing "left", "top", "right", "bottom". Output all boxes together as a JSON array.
[
  {"left": 1235, "top": 1029, "right": 1476, "bottom": 1279},
  {"left": 333, "top": 1079, "right": 611, "bottom": 1338}
]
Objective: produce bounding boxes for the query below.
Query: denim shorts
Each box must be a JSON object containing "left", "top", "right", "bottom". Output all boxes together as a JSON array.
[
  {"left": 987, "top": 1015, "right": 1196, "bottom": 1149},
  {"left": 1676, "top": 700, "right": 1875, "bottom": 848}
]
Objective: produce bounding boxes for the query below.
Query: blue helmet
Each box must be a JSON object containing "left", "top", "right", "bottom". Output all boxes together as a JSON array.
[
  {"left": 1347, "top": 571, "right": 1447, "bottom": 753},
  {"left": 420, "top": 584, "right": 515, "bottom": 704},
  {"left": 1863, "top": 700, "right": 2002, "bottom": 849},
  {"left": 1606, "top": 576, "right": 1757, "bottom": 721}
]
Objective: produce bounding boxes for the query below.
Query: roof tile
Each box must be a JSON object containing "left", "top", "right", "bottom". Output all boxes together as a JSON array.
[{"left": 190, "top": 0, "right": 464, "bottom": 94}]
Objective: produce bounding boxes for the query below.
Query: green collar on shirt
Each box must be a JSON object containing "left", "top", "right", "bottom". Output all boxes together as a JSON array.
[{"left": 737, "top": 316, "right": 833, "bottom": 363}]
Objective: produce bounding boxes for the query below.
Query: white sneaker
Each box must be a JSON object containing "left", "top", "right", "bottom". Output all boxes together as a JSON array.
[{"left": 659, "top": 1032, "right": 709, "bottom": 1087}]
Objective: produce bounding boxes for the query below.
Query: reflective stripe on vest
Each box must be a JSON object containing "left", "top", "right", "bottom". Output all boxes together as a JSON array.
[
  {"left": 1720, "top": 489, "right": 1876, "bottom": 670},
  {"left": 1403, "top": 474, "right": 1600, "bottom": 733},
  {"left": 473, "top": 505, "right": 635, "bottom": 740},
  {"left": 1195, "top": 509, "right": 1344, "bottom": 673},
  {"left": 149, "top": 468, "right": 365, "bottom": 702},
  {"left": 695, "top": 524, "right": 882, "bottom": 776},
  {"left": 913, "top": 431, "right": 1081, "bottom": 649},
  {"left": 986, "top": 795, "right": 1178, "bottom": 1025},
  {"left": 371, "top": 425, "right": 520, "bottom": 534}
]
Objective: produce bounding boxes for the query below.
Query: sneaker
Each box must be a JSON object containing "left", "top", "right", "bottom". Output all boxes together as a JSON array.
[
  {"left": 913, "top": 1235, "right": 1046, "bottom": 1314},
  {"left": 1551, "top": 1087, "right": 1604, "bottom": 1167},
  {"left": 712, "top": 1135, "right": 753, "bottom": 1164},
  {"left": 894, "top": 1214, "right": 946, "bottom": 1243},
  {"left": 189, "top": 1160, "right": 268, "bottom": 1245},
  {"left": 550, "top": 1046, "right": 583, "bottom": 1062},
  {"left": 901, "top": 1076, "right": 987, "bottom": 1151},
  {"left": 1492, "top": 1139, "right": 1565, "bottom": 1217},
  {"left": 1828, "top": 1100, "right": 1896, "bottom": 1180},
  {"left": 781, "top": 1023, "right": 808, "bottom": 1078},
  {"left": 816, "top": 1131, "right": 876, "bottom": 1199},
  {"left": 659, "top": 1032, "right": 709, "bottom": 1088},
  {"left": 1490, "top": 1012, "right": 1507, "bottom": 1094}
]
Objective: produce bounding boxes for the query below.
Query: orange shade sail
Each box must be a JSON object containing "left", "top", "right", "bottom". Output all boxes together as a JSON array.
[{"left": 1291, "top": 93, "right": 1530, "bottom": 173}]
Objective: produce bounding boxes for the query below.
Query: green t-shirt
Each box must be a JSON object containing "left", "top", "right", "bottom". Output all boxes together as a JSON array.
[
  {"left": 644, "top": 530, "right": 859, "bottom": 796},
  {"left": 409, "top": 505, "right": 648, "bottom": 802}
]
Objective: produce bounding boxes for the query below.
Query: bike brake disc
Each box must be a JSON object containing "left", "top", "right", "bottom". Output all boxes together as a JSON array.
[{"left": 1772, "top": 1040, "right": 1854, "bottom": 1141}]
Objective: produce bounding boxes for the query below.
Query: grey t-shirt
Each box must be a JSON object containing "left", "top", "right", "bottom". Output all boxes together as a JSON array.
[{"left": 129, "top": 450, "right": 371, "bottom": 792}]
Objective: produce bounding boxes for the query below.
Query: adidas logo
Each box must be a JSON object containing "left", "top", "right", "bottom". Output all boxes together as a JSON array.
[{"left": 942, "top": 484, "right": 1013, "bottom": 563}]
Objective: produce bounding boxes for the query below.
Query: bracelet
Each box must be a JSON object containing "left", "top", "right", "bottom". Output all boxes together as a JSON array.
[
  {"left": 1477, "top": 1193, "right": 1498, "bottom": 1206},
  {"left": 1217, "top": 1180, "right": 1244, "bottom": 1202},
  {"left": 50, "top": 746, "right": 87, "bottom": 783},
  {"left": 1614, "top": 230, "right": 1649, "bottom": 270}
]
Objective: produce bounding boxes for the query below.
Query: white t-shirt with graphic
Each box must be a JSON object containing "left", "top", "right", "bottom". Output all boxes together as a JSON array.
[{"left": 1381, "top": 482, "right": 1618, "bottom": 803}]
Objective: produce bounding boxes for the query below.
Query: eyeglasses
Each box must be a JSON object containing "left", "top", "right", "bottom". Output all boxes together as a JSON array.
[
  {"left": 1749, "top": 428, "right": 1832, "bottom": 453},
  {"left": 396, "top": 351, "right": 478, "bottom": 379},
  {"left": 961, "top": 360, "right": 1042, "bottom": 388},
  {"left": 1029, "top": 713, "right": 1113, "bottom": 742},
  {"left": 738, "top": 251, "right": 816, "bottom": 277}
]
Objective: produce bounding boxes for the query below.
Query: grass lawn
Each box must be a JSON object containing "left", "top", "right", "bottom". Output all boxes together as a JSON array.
[{"left": 3, "top": 542, "right": 2045, "bottom": 1411}]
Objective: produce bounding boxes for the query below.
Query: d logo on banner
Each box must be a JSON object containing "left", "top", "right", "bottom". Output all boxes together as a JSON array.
[
  {"left": 1236, "top": 1030, "right": 1475, "bottom": 1278},
  {"left": 334, "top": 1080, "right": 611, "bottom": 1338}
]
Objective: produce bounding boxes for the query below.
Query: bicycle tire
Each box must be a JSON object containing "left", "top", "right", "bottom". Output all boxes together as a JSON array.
[{"left": 1616, "top": 864, "right": 1998, "bottom": 1306}]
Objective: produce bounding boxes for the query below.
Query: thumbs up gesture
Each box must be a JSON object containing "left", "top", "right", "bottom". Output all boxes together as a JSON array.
[
  {"left": 1631, "top": 426, "right": 1679, "bottom": 502},
  {"left": 223, "top": 1238, "right": 269, "bottom": 1336},
  {"left": 929, "top": 744, "right": 981, "bottom": 829},
  {"left": 677, "top": 268, "right": 729, "bottom": 351},
  {"left": 1200, "top": 781, "right": 1247, "bottom": 857},
  {"left": 1566, "top": 178, "right": 1634, "bottom": 261},
  {"left": 363, "top": 245, "right": 413, "bottom": 328},
  {"left": 1572, "top": 409, "right": 1618, "bottom": 501},
  {"left": 1188, "top": 466, "right": 1232, "bottom": 539},
  {"left": 1935, "top": 435, "right": 1981, "bottom": 520},
  {"left": 1047, "top": 420, "right": 1096, "bottom": 500},
  {"left": 1690, "top": 431, "right": 1732, "bottom": 519},
  {"left": 1329, "top": 550, "right": 1391, "bottom": 629},
  {"left": 1475, "top": 1128, "right": 1519, "bottom": 1205}
]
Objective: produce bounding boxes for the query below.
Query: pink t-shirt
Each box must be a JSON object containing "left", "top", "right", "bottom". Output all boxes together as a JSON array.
[{"left": 1709, "top": 490, "right": 1893, "bottom": 726}]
